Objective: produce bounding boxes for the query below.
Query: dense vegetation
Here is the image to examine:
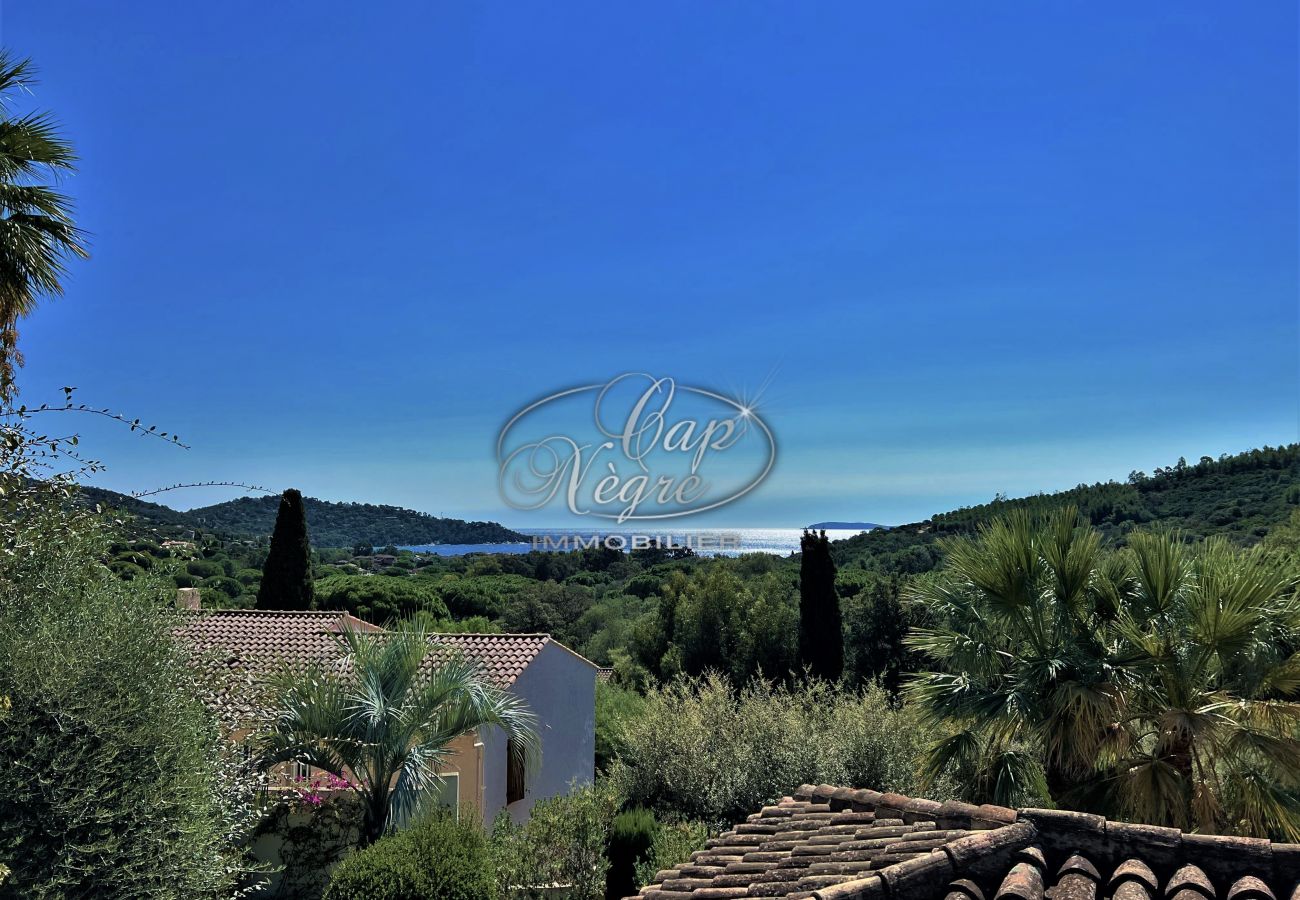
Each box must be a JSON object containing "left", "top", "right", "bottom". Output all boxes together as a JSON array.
[
  {"left": 323, "top": 809, "right": 496, "bottom": 900},
  {"left": 188, "top": 494, "right": 524, "bottom": 547},
  {"left": 834, "top": 444, "right": 1300, "bottom": 575},
  {"left": 79, "top": 485, "right": 525, "bottom": 547},
  {"left": 907, "top": 509, "right": 1300, "bottom": 838},
  {"left": 0, "top": 520, "right": 259, "bottom": 897},
  {"left": 94, "top": 444, "right": 1300, "bottom": 698}
]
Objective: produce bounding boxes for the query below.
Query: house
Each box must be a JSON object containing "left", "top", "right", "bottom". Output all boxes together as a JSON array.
[
  {"left": 175, "top": 602, "right": 597, "bottom": 825},
  {"left": 627, "top": 783, "right": 1300, "bottom": 900}
]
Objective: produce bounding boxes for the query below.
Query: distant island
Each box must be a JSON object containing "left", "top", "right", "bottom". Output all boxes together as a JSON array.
[
  {"left": 806, "top": 521, "right": 887, "bottom": 530},
  {"left": 76, "top": 486, "right": 525, "bottom": 548}
]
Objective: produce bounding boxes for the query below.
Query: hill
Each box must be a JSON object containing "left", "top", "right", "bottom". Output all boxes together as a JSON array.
[
  {"left": 833, "top": 444, "right": 1300, "bottom": 574},
  {"left": 807, "top": 521, "right": 887, "bottom": 530},
  {"left": 77, "top": 487, "right": 525, "bottom": 547}
]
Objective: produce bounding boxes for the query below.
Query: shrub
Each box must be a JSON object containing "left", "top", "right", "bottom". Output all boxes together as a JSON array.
[
  {"left": 109, "top": 560, "right": 147, "bottom": 580},
  {"left": 323, "top": 809, "right": 496, "bottom": 900},
  {"left": 201, "top": 574, "right": 245, "bottom": 599},
  {"left": 314, "top": 574, "right": 449, "bottom": 623},
  {"left": 186, "top": 558, "right": 224, "bottom": 579},
  {"left": 114, "top": 550, "right": 153, "bottom": 569},
  {"left": 0, "top": 522, "right": 258, "bottom": 897},
  {"left": 633, "top": 820, "right": 710, "bottom": 891},
  {"left": 235, "top": 567, "right": 263, "bottom": 586},
  {"left": 595, "top": 681, "right": 645, "bottom": 773},
  {"left": 608, "top": 674, "right": 957, "bottom": 826},
  {"left": 606, "top": 808, "right": 657, "bottom": 900},
  {"left": 491, "top": 782, "right": 620, "bottom": 900}
]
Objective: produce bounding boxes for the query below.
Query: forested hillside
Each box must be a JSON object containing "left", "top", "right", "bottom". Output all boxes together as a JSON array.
[
  {"left": 185, "top": 495, "right": 524, "bottom": 547},
  {"left": 77, "top": 486, "right": 524, "bottom": 547},
  {"left": 833, "top": 444, "right": 1300, "bottom": 573}
]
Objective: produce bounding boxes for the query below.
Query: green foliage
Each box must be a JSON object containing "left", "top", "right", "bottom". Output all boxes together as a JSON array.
[
  {"left": 260, "top": 618, "right": 539, "bottom": 845},
  {"left": 629, "top": 562, "right": 798, "bottom": 684},
  {"left": 109, "top": 559, "right": 147, "bottom": 580},
  {"left": 501, "top": 579, "right": 595, "bottom": 643},
  {"left": 596, "top": 681, "right": 647, "bottom": 774},
  {"left": 201, "top": 574, "right": 244, "bottom": 599},
  {"left": 632, "top": 820, "right": 709, "bottom": 892},
  {"left": 490, "top": 782, "right": 620, "bottom": 900},
  {"left": 0, "top": 519, "right": 257, "bottom": 898},
  {"left": 837, "top": 444, "right": 1300, "bottom": 574},
  {"left": 257, "top": 488, "right": 315, "bottom": 610},
  {"left": 186, "top": 558, "right": 224, "bottom": 579},
  {"left": 608, "top": 674, "right": 957, "bottom": 827},
  {"left": 185, "top": 493, "right": 524, "bottom": 548},
  {"left": 415, "top": 614, "right": 500, "bottom": 634},
  {"left": 841, "top": 572, "right": 921, "bottom": 694},
  {"left": 315, "top": 573, "right": 449, "bottom": 623},
  {"left": 324, "top": 808, "right": 496, "bottom": 900},
  {"left": 798, "top": 529, "right": 842, "bottom": 681},
  {"left": 907, "top": 507, "right": 1300, "bottom": 838},
  {"left": 435, "top": 573, "right": 533, "bottom": 619},
  {"left": 606, "top": 808, "right": 657, "bottom": 900},
  {"left": 0, "top": 51, "right": 88, "bottom": 391}
]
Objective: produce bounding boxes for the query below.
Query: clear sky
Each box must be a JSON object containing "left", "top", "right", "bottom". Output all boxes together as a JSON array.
[{"left": 5, "top": 2, "right": 1297, "bottom": 528}]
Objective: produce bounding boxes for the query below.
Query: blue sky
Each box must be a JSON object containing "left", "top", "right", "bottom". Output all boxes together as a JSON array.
[{"left": 6, "top": 2, "right": 1297, "bottom": 527}]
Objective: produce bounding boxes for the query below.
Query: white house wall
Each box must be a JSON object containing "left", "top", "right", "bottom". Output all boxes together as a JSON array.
[{"left": 480, "top": 641, "right": 596, "bottom": 824}]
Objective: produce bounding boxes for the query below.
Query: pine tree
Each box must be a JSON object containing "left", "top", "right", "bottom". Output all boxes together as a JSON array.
[
  {"left": 798, "top": 529, "right": 842, "bottom": 681},
  {"left": 256, "top": 488, "right": 314, "bottom": 610}
]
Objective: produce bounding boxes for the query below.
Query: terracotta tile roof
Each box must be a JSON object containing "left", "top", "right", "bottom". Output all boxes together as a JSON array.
[
  {"left": 627, "top": 784, "right": 1300, "bottom": 900},
  {"left": 419, "top": 633, "right": 553, "bottom": 687},
  {"left": 179, "top": 609, "right": 381, "bottom": 673},
  {"left": 176, "top": 610, "right": 587, "bottom": 689}
]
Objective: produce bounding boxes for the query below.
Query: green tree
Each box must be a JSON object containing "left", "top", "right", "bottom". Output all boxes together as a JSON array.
[
  {"left": 1095, "top": 533, "right": 1300, "bottom": 837},
  {"left": 0, "top": 53, "right": 88, "bottom": 394},
  {"left": 634, "top": 565, "right": 797, "bottom": 684},
  {"left": 842, "top": 572, "right": 916, "bottom": 695},
  {"left": 314, "top": 573, "right": 448, "bottom": 623},
  {"left": 260, "top": 618, "right": 539, "bottom": 846},
  {"left": 0, "top": 504, "right": 258, "bottom": 897},
  {"left": 906, "top": 508, "right": 1108, "bottom": 805},
  {"left": 257, "top": 487, "right": 314, "bottom": 610},
  {"left": 907, "top": 508, "right": 1300, "bottom": 839},
  {"left": 798, "top": 529, "right": 842, "bottom": 681}
]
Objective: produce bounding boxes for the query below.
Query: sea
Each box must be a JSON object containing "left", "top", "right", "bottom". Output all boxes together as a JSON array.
[{"left": 402, "top": 527, "right": 872, "bottom": 558}]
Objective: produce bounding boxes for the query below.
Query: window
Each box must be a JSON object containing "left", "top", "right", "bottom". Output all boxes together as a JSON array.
[
  {"left": 506, "top": 737, "right": 526, "bottom": 805},
  {"left": 434, "top": 773, "right": 460, "bottom": 817}
]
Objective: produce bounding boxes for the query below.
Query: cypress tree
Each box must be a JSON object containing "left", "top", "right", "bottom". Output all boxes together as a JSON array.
[
  {"left": 256, "top": 488, "right": 314, "bottom": 610},
  {"left": 798, "top": 529, "right": 843, "bottom": 681}
]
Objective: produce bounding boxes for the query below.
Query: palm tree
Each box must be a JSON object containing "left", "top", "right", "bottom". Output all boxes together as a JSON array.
[
  {"left": 905, "top": 508, "right": 1120, "bottom": 806},
  {"left": 0, "top": 52, "right": 87, "bottom": 393},
  {"left": 1093, "top": 533, "right": 1300, "bottom": 838},
  {"left": 260, "top": 619, "right": 539, "bottom": 846},
  {"left": 907, "top": 508, "right": 1300, "bottom": 839}
]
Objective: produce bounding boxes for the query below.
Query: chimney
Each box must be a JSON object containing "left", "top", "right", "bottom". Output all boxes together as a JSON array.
[{"left": 176, "top": 587, "right": 201, "bottom": 611}]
